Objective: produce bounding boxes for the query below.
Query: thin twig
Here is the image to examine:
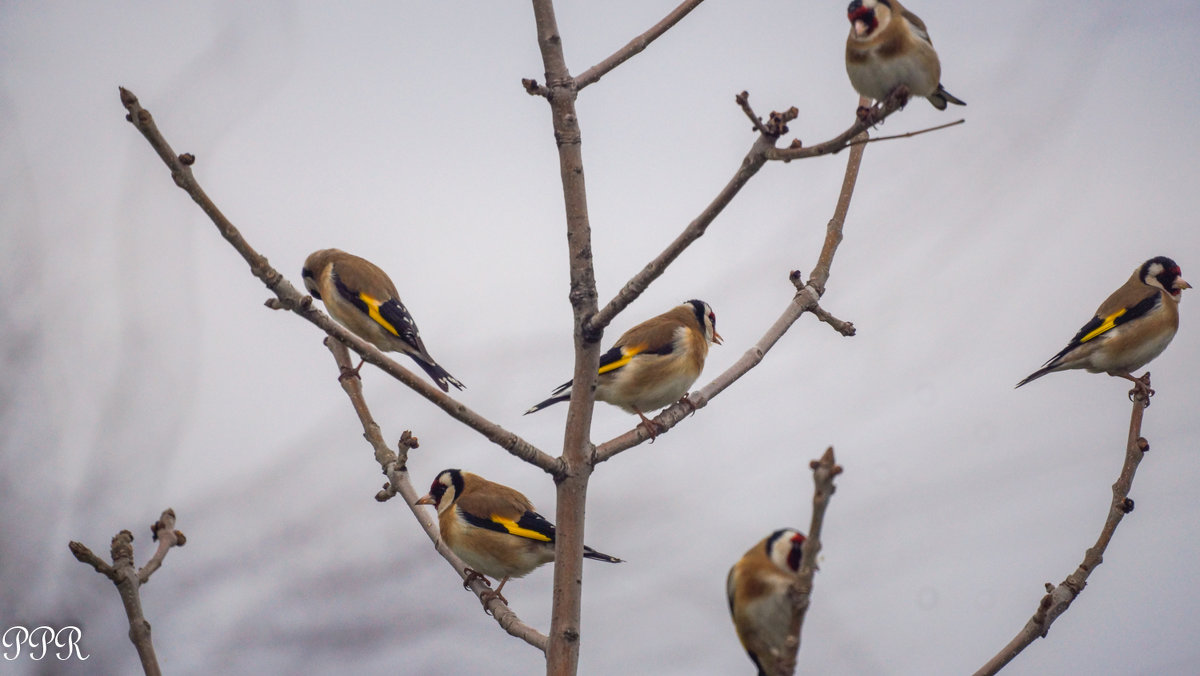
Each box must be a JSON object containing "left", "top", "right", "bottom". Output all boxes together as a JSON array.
[
  {"left": 593, "top": 127, "right": 868, "bottom": 464},
  {"left": 117, "top": 87, "right": 560, "bottom": 477},
  {"left": 736, "top": 90, "right": 773, "bottom": 137},
  {"left": 791, "top": 271, "right": 856, "bottom": 336},
  {"left": 138, "top": 509, "right": 186, "bottom": 584},
  {"left": 574, "top": 0, "right": 707, "bottom": 90},
  {"left": 811, "top": 304, "right": 856, "bottom": 336},
  {"left": 972, "top": 384, "right": 1154, "bottom": 676},
  {"left": 323, "top": 339, "right": 550, "bottom": 651},
  {"left": 69, "top": 509, "right": 185, "bottom": 676},
  {"left": 848, "top": 118, "right": 964, "bottom": 146}
]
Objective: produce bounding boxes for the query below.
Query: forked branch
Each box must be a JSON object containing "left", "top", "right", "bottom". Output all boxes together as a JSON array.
[
  {"left": 973, "top": 384, "right": 1154, "bottom": 675},
  {"left": 69, "top": 509, "right": 186, "bottom": 676},
  {"left": 586, "top": 90, "right": 905, "bottom": 338},
  {"left": 779, "top": 447, "right": 843, "bottom": 674},
  {"left": 593, "top": 128, "right": 868, "bottom": 464}
]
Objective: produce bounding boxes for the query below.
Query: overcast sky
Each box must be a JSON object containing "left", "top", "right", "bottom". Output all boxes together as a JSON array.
[{"left": 3, "top": 1, "right": 1199, "bottom": 674}]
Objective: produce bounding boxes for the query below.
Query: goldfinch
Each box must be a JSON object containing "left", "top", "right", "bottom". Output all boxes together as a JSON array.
[
  {"left": 845, "top": 0, "right": 965, "bottom": 110},
  {"left": 1017, "top": 256, "right": 1190, "bottom": 389},
  {"left": 524, "top": 300, "right": 722, "bottom": 436},
  {"left": 727, "top": 528, "right": 807, "bottom": 676},
  {"left": 416, "top": 469, "right": 622, "bottom": 602},
  {"left": 301, "top": 249, "right": 464, "bottom": 392}
]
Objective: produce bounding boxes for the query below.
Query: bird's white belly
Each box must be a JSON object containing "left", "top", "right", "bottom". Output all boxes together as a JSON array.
[
  {"left": 847, "top": 51, "right": 938, "bottom": 101},
  {"left": 1090, "top": 325, "right": 1177, "bottom": 374},
  {"left": 597, "top": 358, "right": 700, "bottom": 414}
]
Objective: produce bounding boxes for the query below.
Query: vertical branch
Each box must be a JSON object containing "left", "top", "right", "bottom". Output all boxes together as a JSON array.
[
  {"left": 529, "top": 2, "right": 600, "bottom": 674},
  {"left": 973, "top": 386, "right": 1153, "bottom": 676},
  {"left": 807, "top": 98, "right": 870, "bottom": 294},
  {"left": 781, "top": 447, "right": 842, "bottom": 673}
]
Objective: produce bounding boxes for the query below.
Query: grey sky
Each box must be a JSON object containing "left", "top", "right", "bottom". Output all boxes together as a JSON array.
[{"left": 3, "top": 1, "right": 1199, "bottom": 674}]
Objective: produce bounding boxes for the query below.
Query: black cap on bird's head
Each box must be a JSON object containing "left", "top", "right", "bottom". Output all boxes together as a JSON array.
[
  {"left": 684, "top": 299, "right": 723, "bottom": 345},
  {"left": 415, "top": 468, "right": 464, "bottom": 508},
  {"left": 1141, "top": 256, "right": 1192, "bottom": 297}
]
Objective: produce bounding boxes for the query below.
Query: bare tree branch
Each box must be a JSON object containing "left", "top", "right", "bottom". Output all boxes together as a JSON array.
[
  {"left": 808, "top": 302, "right": 856, "bottom": 336},
  {"left": 118, "top": 87, "right": 560, "bottom": 477},
  {"left": 593, "top": 128, "right": 868, "bottom": 464},
  {"left": 586, "top": 91, "right": 887, "bottom": 337},
  {"left": 527, "top": 2, "right": 604, "bottom": 673},
  {"left": 323, "top": 339, "right": 550, "bottom": 652},
  {"left": 573, "top": 0, "right": 707, "bottom": 90},
  {"left": 849, "top": 118, "right": 965, "bottom": 146},
  {"left": 585, "top": 134, "right": 772, "bottom": 337},
  {"left": 973, "top": 385, "right": 1154, "bottom": 676},
  {"left": 69, "top": 509, "right": 185, "bottom": 676},
  {"left": 735, "top": 90, "right": 776, "bottom": 136},
  {"left": 765, "top": 90, "right": 908, "bottom": 163},
  {"left": 782, "top": 447, "right": 843, "bottom": 672},
  {"left": 138, "top": 510, "right": 186, "bottom": 585}
]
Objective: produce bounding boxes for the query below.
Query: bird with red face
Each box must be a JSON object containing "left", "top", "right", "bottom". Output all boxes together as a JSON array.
[
  {"left": 727, "top": 528, "right": 807, "bottom": 676},
  {"left": 845, "top": 0, "right": 965, "bottom": 110}
]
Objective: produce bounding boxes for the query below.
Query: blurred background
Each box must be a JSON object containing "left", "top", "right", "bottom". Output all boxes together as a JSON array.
[{"left": 2, "top": 1, "right": 1198, "bottom": 674}]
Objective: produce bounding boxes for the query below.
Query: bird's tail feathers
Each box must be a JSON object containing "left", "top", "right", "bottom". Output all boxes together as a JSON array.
[
  {"left": 1015, "top": 365, "right": 1056, "bottom": 388},
  {"left": 524, "top": 393, "right": 570, "bottom": 415},
  {"left": 411, "top": 356, "right": 465, "bottom": 392},
  {"left": 583, "top": 546, "right": 623, "bottom": 564},
  {"left": 930, "top": 84, "right": 966, "bottom": 110},
  {"left": 524, "top": 379, "right": 575, "bottom": 414}
]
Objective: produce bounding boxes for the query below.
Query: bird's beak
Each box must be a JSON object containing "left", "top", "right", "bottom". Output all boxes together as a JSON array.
[
  {"left": 712, "top": 329, "right": 724, "bottom": 345},
  {"left": 1177, "top": 279, "right": 1192, "bottom": 290},
  {"left": 415, "top": 494, "right": 436, "bottom": 506}
]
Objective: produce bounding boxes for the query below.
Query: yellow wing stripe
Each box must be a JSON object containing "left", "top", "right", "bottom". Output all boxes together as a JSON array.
[
  {"left": 491, "top": 516, "right": 552, "bottom": 542},
  {"left": 597, "top": 344, "right": 644, "bottom": 375},
  {"left": 1081, "top": 309, "right": 1126, "bottom": 343},
  {"left": 359, "top": 293, "right": 401, "bottom": 337}
]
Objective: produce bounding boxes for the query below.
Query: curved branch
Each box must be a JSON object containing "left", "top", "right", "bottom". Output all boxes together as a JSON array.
[
  {"left": 573, "top": 0, "right": 707, "bottom": 91},
  {"left": 117, "top": 87, "right": 560, "bottom": 476},
  {"left": 324, "top": 339, "right": 549, "bottom": 652},
  {"left": 973, "top": 385, "right": 1154, "bottom": 676},
  {"left": 593, "top": 130, "right": 868, "bottom": 464}
]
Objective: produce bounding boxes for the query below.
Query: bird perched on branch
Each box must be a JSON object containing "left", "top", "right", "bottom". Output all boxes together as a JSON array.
[
  {"left": 416, "top": 469, "right": 622, "bottom": 604},
  {"left": 1017, "top": 256, "right": 1190, "bottom": 392},
  {"left": 524, "top": 300, "right": 722, "bottom": 439},
  {"left": 727, "top": 528, "right": 807, "bottom": 676},
  {"left": 845, "top": 0, "right": 965, "bottom": 110},
  {"left": 302, "top": 248, "right": 464, "bottom": 392}
]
